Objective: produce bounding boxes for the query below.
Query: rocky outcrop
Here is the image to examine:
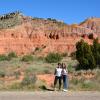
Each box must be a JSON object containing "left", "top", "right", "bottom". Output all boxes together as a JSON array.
[{"left": 0, "top": 12, "right": 99, "bottom": 56}]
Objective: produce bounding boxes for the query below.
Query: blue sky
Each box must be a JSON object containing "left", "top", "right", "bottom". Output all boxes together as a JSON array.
[{"left": 0, "top": 0, "right": 99, "bottom": 24}]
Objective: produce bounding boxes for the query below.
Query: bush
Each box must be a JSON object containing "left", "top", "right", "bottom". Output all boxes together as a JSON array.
[
  {"left": 76, "top": 39, "right": 96, "bottom": 70},
  {"left": 21, "top": 55, "right": 34, "bottom": 62},
  {"left": 8, "top": 52, "right": 17, "bottom": 59},
  {"left": 45, "top": 53, "right": 62, "bottom": 63},
  {"left": 61, "top": 52, "right": 68, "bottom": 57},
  {"left": 76, "top": 38, "right": 100, "bottom": 70},
  {"left": 92, "top": 38, "right": 100, "bottom": 67},
  {"left": 0, "top": 55, "right": 8, "bottom": 61},
  {"left": 67, "top": 64, "right": 74, "bottom": 73},
  {"left": 21, "top": 74, "right": 37, "bottom": 86}
]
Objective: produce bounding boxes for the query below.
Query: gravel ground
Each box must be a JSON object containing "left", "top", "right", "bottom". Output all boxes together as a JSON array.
[{"left": 0, "top": 91, "right": 100, "bottom": 100}]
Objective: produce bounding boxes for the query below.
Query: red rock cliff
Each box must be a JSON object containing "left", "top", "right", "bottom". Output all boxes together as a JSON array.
[{"left": 0, "top": 12, "right": 99, "bottom": 56}]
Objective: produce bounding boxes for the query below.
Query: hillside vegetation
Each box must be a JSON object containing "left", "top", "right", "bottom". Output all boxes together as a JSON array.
[{"left": 0, "top": 11, "right": 23, "bottom": 29}]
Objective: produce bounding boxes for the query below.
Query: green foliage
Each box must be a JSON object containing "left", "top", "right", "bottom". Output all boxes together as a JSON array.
[
  {"left": 8, "top": 52, "right": 17, "bottom": 59},
  {"left": 81, "top": 80, "right": 96, "bottom": 90},
  {"left": 69, "top": 76, "right": 100, "bottom": 91},
  {"left": 0, "top": 52, "right": 17, "bottom": 61},
  {"left": 47, "top": 18, "right": 66, "bottom": 26},
  {"left": 92, "top": 38, "right": 100, "bottom": 67},
  {"left": 76, "top": 39, "right": 96, "bottom": 70},
  {"left": 45, "top": 53, "right": 62, "bottom": 63},
  {"left": 47, "top": 18, "right": 57, "bottom": 22},
  {"left": 21, "top": 55, "right": 34, "bottom": 62},
  {"left": 61, "top": 52, "right": 68, "bottom": 57},
  {"left": 67, "top": 64, "right": 74, "bottom": 73},
  {"left": 76, "top": 38, "right": 100, "bottom": 70},
  {"left": 35, "top": 47, "right": 40, "bottom": 51},
  {"left": 0, "top": 55, "right": 8, "bottom": 61}
]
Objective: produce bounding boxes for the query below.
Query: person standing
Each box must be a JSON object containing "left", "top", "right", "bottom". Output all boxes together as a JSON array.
[
  {"left": 54, "top": 63, "right": 62, "bottom": 91},
  {"left": 62, "top": 63, "right": 68, "bottom": 92}
]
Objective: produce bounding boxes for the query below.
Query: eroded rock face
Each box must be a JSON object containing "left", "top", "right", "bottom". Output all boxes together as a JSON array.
[{"left": 0, "top": 13, "right": 99, "bottom": 56}]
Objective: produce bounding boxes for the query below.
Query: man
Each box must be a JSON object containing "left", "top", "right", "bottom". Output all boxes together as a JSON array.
[{"left": 54, "top": 63, "right": 62, "bottom": 91}]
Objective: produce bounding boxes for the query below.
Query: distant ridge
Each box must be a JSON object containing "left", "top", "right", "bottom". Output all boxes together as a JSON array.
[{"left": 0, "top": 11, "right": 99, "bottom": 55}]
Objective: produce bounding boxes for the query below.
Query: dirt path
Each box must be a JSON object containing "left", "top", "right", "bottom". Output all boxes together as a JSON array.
[{"left": 0, "top": 91, "right": 100, "bottom": 100}]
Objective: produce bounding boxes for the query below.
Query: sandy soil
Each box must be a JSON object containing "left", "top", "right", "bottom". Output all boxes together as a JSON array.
[{"left": 0, "top": 91, "right": 100, "bottom": 100}]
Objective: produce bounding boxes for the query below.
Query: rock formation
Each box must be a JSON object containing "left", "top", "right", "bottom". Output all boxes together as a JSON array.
[{"left": 0, "top": 12, "right": 99, "bottom": 56}]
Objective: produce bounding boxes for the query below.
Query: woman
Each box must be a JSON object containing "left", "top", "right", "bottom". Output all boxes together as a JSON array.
[
  {"left": 62, "top": 63, "right": 68, "bottom": 92},
  {"left": 54, "top": 63, "right": 62, "bottom": 91}
]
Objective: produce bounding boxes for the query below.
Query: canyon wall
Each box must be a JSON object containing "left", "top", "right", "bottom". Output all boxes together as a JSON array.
[{"left": 0, "top": 12, "right": 99, "bottom": 56}]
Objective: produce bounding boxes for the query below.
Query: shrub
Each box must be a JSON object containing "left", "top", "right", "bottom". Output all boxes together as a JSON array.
[
  {"left": 61, "top": 52, "right": 68, "bottom": 57},
  {"left": 0, "top": 55, "right": 8, "bottom": 61},
  {"left": 35, "top": 47, "right": 40, "bottom": 51},
  {"left": 92, "top": 38, "right": 100, "bottom": 66},
  {"left": 21, "top": 74, "right": 37, "bottom": 86},
  {"left": 8, "top": 52, "right": 17, "bottom": 59},
  {"left": 21, "top": 55, "right": 34, "bottom": 62},
  {"left": 76, "top": 38, "right": 100, "bottom": 70},
  {"left": 76, "top": 39, "right": 96, "bottom": 70},
  {"left": 45, "top": 53, "right": 62, "bottom": 63},
  {"left": 67, "top": 64, "right": 74, "bottom": 73}
]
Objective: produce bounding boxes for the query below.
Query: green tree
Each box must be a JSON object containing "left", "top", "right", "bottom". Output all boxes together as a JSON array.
[
  {"left": 92, "top": 38, "right": 100, "bottom": 66},
  {"left": 76, "top": 39, "right": 96, "bottom": 70}
]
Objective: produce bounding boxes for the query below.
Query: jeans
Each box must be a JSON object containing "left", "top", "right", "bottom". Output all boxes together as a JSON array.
[
  {"left": 62, "top": 75, "right": 68, "bottom": 89},
  {"left": 54, "top": 76, "right": 62, "bottom": 90}
]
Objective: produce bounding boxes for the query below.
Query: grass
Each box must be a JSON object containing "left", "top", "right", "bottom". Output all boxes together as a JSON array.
[
  {"left": 0, "top": 55, "right": 100, "bottom": 91},
  {"left": 69, "top": 69, "right": 100, "bottom": 91}
]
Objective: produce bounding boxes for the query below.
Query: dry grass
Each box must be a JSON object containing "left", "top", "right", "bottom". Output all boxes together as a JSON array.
[{"left": 0, "top": 56, "right": 100, "bottom": 91}]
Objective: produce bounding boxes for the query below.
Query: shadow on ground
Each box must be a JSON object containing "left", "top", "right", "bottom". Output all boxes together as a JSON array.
[{"left": 39, "top": 85, "right": 54, "bottom": 91}]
